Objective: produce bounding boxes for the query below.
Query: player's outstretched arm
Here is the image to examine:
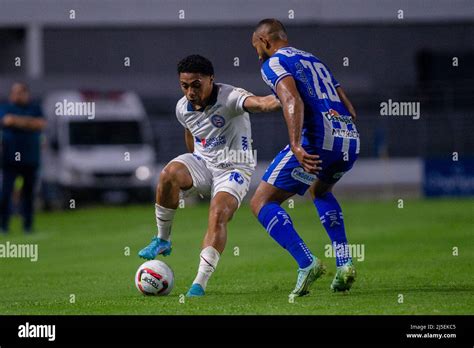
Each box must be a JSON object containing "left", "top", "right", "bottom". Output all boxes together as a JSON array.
[
  {"left": 276, "top": 76, "right": 320, "bottom": 174},
  {"left": 184, "top": 128, "right": 194, "bottom": 153},
  {"left": 336, "top": 86, "right": 357, "bottom": 121},
  {"left": 243, "top": 95, "right": 281, "bottom": 113}
]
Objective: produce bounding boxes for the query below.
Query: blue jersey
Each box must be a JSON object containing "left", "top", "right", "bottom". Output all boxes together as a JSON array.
[
  {"left": 0, "top": 102, "right": 43, "bottom": 167},
  {"left": 261, "top": 46, "right": 360, "bottom": 154}
]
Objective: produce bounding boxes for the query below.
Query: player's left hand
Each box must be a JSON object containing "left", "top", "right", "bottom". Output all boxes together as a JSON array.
[{"left": 292, "top": 145, "right": 322, "bottom": 174}]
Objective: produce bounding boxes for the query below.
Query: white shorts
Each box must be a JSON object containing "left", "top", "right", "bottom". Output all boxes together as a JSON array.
[{"left": 170, "top": 153, "right": 253, "bottom": 206}]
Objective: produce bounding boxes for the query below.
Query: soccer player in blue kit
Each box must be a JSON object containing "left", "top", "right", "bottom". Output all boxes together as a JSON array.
[{"left": 250, "top": 19, "right": 360, "bottom": 297}]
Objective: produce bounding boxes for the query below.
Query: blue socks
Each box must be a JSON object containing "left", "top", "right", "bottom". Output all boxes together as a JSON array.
[
  {"left": 258, "top": 202, "right": 313, "bottom": 269},
  {"left": 313, "top": 192, "right": 351, "bottom": 267},
  {"left": 257, "top": 194, "right": 351, "bottom": 268}
]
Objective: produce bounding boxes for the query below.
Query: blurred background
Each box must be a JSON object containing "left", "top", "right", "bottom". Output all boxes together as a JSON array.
[{"left": 0, "top": 0, "right": 473, "bottom": 210}]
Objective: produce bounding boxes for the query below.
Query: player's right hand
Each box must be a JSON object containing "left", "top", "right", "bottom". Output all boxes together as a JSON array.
[{"left": 292, "top": 145, "right": 322, "bottom": 174}]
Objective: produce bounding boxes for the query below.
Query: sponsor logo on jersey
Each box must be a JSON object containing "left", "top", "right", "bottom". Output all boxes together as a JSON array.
[
  {"left": 241, "top": 136, "right": 249, "bottom": 151},
  {"left": 216, "top": 162, "right": 234, "bottom": 169},
  {"left": 197, "top": 135, "right": 226, "bottom": 149},
  {"left": 291, "top": 167, "right": 317, "bottom": 185},
  {"left": 332, "top": 128, "right": 359, "bottom": 139},
  {"left": 324, "top": 109, "right": 359, "bottom": 139},
  {"left": 211, "top": 114, "right": 226, "bottom": 128},
  {"left": 323, "top": 109, "right": 353, "bottom": 125}
]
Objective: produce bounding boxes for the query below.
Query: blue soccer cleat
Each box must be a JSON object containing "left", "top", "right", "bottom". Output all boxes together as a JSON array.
[
  {"left": 186, "top": 283, "right": 205, "bottom": 297},
  {"left": 138, "top": 237, "right": 172, "bottom": 260}
]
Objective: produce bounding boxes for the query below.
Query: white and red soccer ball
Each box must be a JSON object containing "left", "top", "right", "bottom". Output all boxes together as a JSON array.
[{"left": 135, "top": 260, "right": 174, "bottom": 296}]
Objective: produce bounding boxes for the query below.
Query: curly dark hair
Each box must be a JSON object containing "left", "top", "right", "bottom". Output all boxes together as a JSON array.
[{"left": 177, "top": 54, "right": 214, "bottom": 76}]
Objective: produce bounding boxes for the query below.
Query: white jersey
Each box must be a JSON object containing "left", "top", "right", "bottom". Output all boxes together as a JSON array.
[{"left": 176, "top": 83, "right": 255, "bottom": 171}]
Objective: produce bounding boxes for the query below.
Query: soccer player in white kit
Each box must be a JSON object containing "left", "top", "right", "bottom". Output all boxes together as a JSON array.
[{"left": 138, "top": 55, "right": 280, "bottom": 297}]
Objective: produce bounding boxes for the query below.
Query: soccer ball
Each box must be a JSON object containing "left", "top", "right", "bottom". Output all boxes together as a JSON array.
[{"left": 135, "top": 260, "right": 174, "bottom": 296}]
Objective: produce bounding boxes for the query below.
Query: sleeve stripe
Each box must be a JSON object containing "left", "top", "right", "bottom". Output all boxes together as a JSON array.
[
  {"left": 269, "top": 57, "right": 288, "bottom": 77},
  {"left": 274, "top": 73, "right": 292, "bottom": 90}
]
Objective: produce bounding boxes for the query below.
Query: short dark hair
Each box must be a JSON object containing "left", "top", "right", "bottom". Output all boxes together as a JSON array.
[
  {"left": 255, "top": 18, "right": 288, "bottom": 41},
  {"left": 177, "top": 55, "right": 214, "bottom": 76}
]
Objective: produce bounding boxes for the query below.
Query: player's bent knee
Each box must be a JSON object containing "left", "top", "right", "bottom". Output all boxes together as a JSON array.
[
  {"left": 160, "top": 162, "right": 192, "bottom": 189},
  {"left": 158, "top": 167, "right": 176, "bottom": 185}
]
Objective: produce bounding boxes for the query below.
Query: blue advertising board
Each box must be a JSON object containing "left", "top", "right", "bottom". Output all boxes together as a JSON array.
[{"left": 424, "top": 158, "right": 474, "bottom": 197}]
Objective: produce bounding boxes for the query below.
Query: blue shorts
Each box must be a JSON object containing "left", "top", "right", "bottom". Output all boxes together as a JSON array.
[{"left": 262, "top": 145, "right": 358, "bottom": 195}]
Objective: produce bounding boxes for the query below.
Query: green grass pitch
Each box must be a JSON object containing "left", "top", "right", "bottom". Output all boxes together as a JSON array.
[{"left": 0, "top": 199, "right": 472, "bottom": 315}]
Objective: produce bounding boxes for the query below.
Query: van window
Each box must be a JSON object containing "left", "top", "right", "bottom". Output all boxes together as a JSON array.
[{"left": 69, "top": 120, "right": 143, "bottom": 145}]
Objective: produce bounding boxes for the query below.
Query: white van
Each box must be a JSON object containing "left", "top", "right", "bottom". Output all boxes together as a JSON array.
[{"left": 41, "top": 90, "right": 157, "bottom": 205}]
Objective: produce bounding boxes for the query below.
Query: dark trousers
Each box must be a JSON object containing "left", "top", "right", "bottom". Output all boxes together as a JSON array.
[{"left": 1, "top": 164, "right": 39, "bottom": 232}]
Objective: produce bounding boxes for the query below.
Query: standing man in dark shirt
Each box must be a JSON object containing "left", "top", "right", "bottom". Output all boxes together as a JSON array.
[{"left": 1, "top": 83, "right": 46, "bottom": 233}]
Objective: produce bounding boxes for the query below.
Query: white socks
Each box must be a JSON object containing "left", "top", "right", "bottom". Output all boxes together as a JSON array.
[
  {"left": 193, "top": 246, "right": 220, "bottom": 290},
  {"left": 155, "top": 204, "right": 176, "bottom": 241},
  {"left": 156, "top": 203, "right": 221, "bottom": 291}
]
